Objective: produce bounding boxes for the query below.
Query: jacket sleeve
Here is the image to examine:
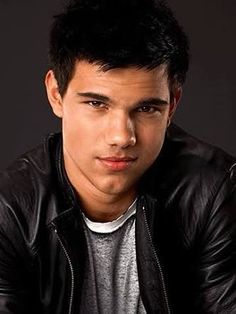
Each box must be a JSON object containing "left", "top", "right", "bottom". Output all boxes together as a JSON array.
[
  {"left": 195, "top": 173, "right": 236, "bottom": 313},
  {"left": 0, "top": 200, "right": 37, "bottom": 314}
]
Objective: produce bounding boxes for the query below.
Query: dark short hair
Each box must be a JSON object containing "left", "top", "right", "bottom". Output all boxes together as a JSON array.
[{"left": 49, "top": 0, "right": 189, "bottom": 96}]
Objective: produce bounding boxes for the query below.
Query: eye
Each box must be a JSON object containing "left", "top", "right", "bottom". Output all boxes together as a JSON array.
[
  {"left": 86, "top": 101, "right": 107, "bottom": 109},
  {"left": 136, "top": 105, "right": 159, "bottom": 113}
]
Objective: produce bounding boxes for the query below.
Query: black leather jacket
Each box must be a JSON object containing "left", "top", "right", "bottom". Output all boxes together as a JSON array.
[{"left": 0, "top": 124, "right": 236, "bottom": 314}]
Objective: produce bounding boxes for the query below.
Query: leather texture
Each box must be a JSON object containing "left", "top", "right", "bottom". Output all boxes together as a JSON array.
[{"left": 0, "top": 124, "right": 236, "bottom": 314}]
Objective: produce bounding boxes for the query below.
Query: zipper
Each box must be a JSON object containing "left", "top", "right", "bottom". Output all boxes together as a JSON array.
[
  {"left": 53, "top": 226, "right": 75, "bottom": 314},
  {"left": 141, "top": 204, "right": 171, "bottom": 314}
]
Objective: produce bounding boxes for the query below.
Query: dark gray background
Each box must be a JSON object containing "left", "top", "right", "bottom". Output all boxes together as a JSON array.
[{"left": 0, "top": 0, "right": 235, "bottom": 169}]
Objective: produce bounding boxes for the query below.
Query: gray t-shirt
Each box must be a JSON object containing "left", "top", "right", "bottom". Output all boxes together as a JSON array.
[{"left": 80, "top": 200, "right": 146, "bottom": 313}]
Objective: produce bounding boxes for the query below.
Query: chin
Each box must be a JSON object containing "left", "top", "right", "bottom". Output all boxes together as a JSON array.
[{"left": 96, "top": 178, "right": 136, "bottom": 196}]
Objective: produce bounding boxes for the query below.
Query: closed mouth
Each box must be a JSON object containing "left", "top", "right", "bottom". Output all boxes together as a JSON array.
[{"left": 97, "top": 156, "right": 137, "bottom": 170}]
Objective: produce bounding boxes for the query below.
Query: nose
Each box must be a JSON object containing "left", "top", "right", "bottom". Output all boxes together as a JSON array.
[{"left": 105, "top": 111, "right": 136, "bottom": 148}]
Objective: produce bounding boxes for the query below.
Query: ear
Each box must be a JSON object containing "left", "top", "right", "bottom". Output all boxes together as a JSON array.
[
  {"left": 45, "top": 70, "right": 63, "bottom": 118},
  {"left": 168, "top": 85, "right": 182, "bottom": 120}
]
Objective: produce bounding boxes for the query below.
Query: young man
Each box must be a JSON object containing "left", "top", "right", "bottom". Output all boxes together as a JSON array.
[{"left": 0, "top": 0, "right": 236, "bottom": 313}]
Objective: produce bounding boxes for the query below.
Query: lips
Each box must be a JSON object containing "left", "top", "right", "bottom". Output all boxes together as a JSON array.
[{"left": 98, "top": 156, "right": 137, "bottom": 171}]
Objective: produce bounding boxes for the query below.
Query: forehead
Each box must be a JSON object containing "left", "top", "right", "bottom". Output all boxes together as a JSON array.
[
  {"left": 72, "top": 60, "right": 168, "bottom": 82},
  {"left": 67, "top": 60, "right": 170, "bottom": 100}
]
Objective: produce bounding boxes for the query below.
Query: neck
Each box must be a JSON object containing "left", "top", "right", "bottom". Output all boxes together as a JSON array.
[{"left": 79, "top": 191, "right": 137, "bottom": 222}]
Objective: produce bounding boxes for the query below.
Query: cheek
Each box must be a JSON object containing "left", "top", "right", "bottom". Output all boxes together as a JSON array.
[
  {"left": 137, "top": 124, "right": 166, "bottom": 167},
  {"left": 139, "top": 123, "right": 166, "bottom": 150},
  {"left": 62, "top": 112, "right": 91, "bottom": 154},
  {"left": 62, "top": 109, "right": 104, "bottom": 164},
  {"left": 63, "top": 105, "right": 92, "bottom": 138}
]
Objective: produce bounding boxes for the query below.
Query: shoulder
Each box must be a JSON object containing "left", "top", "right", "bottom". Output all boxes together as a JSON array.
[
  {"left": 0, "top": 133, "right": 62, "bottom": 251},
  {"left": 0, "top": 133, "right": 61, "bottom": 199},
  {"left": 166, "top": 123, "right": 236, "bottom": 173},
  {"left": 141, "top": 124, "right": 236, "bottom": 244},
  {"left": 163, "top": 123, "right": 236, "bottom": 206},
  {"left": 143, "top": 124, "right": 236, "bottom": 193}
]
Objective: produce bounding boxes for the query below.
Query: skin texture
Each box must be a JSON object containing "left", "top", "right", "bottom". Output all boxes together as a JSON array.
[{"left": 45, "top": 60, "right": 181, "bottom": 222}]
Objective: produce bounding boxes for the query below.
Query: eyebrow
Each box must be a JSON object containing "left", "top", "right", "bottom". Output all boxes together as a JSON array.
[
  {"left": 77, "top": 92, "right": 110, "bottom": 102},
  {"left": 77, "top": 92, "right": 169, "bottom": 106},
  {"left": 136, "top": 97, "right": 169, "bottom": 106}
]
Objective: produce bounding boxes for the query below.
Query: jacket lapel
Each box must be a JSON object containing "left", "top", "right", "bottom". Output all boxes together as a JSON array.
[{"left": 136, "top": 196, "right": 170, "bottom": 313}]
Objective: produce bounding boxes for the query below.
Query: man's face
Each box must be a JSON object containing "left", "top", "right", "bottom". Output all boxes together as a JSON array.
[{"left": 46, "top": 61, "right": 180, "bottom": 199}]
